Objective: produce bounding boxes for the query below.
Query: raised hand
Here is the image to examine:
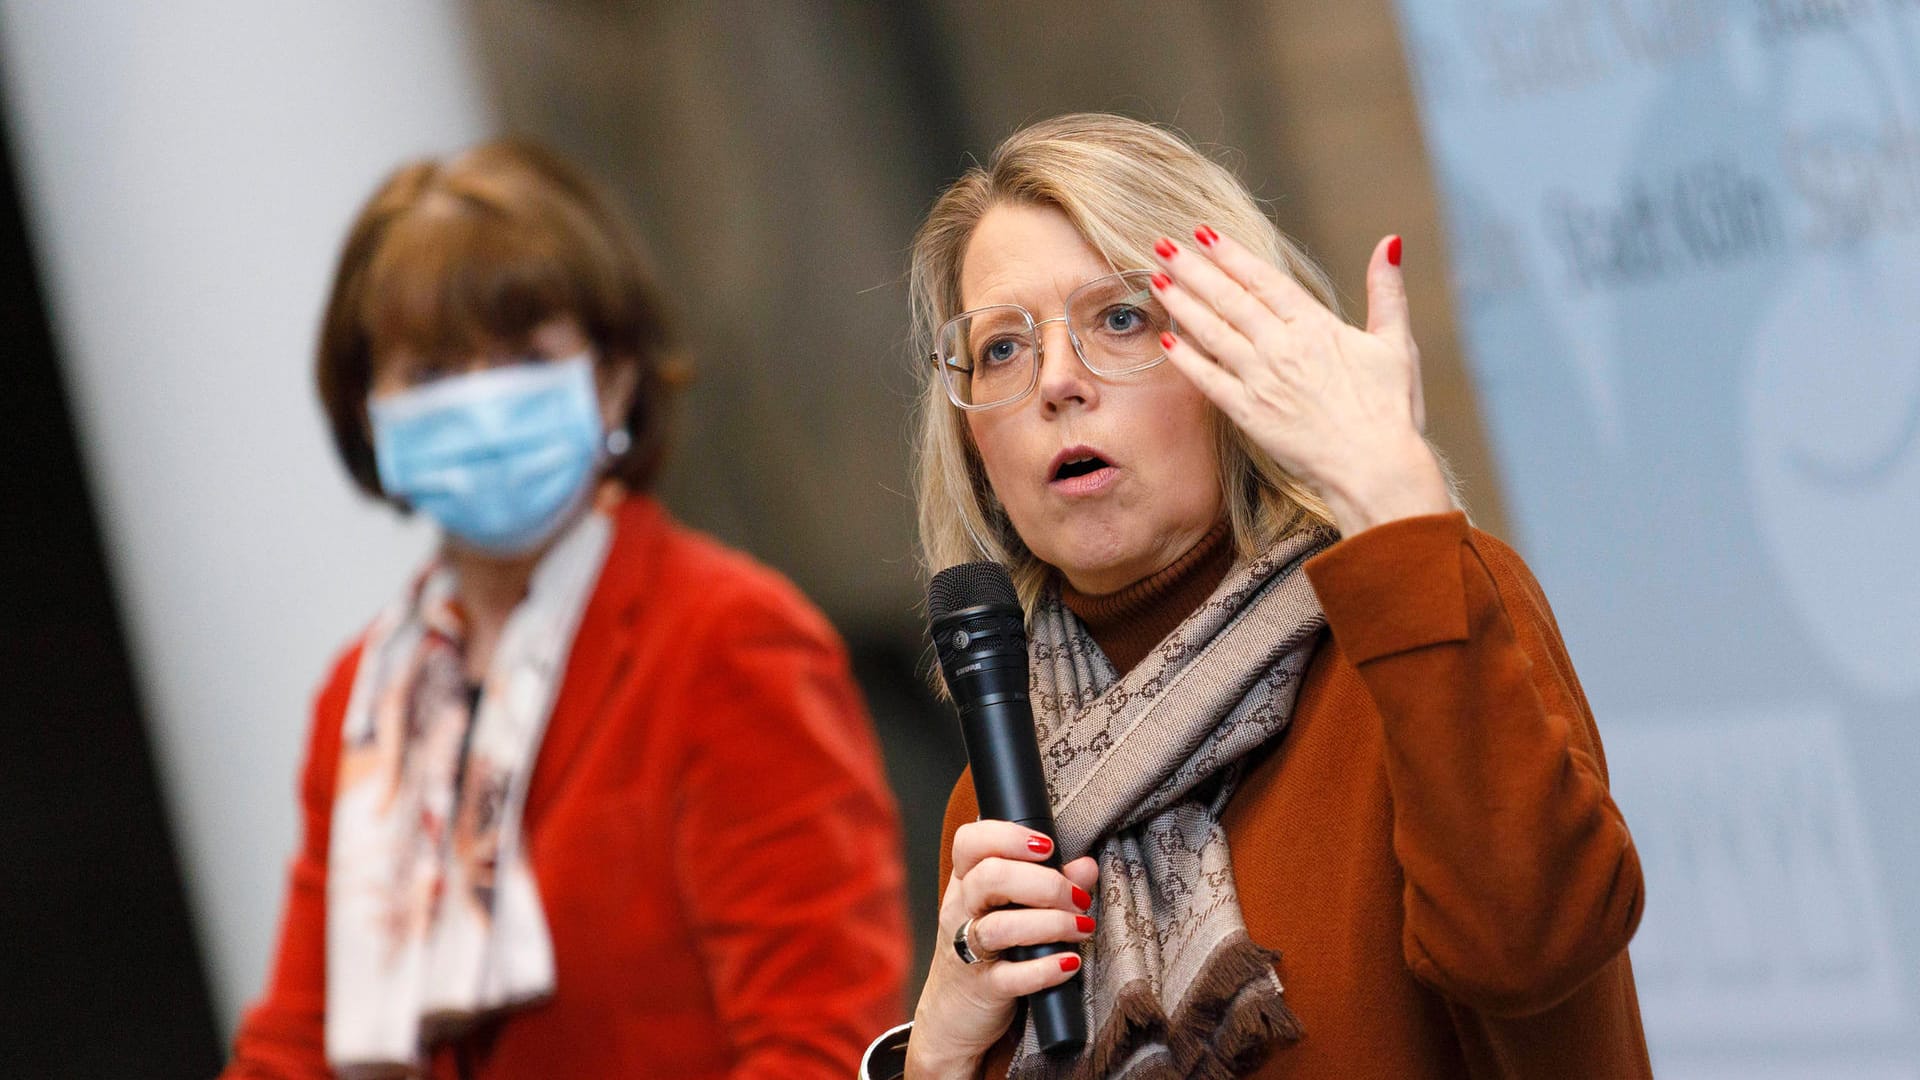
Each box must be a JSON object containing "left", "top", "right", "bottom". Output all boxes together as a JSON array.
[{"left": 1149, "top": 228, "right": 1451, "bottom": 535}]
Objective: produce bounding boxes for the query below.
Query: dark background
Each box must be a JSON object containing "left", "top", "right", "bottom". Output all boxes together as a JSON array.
[{"left": 0, "top": 97, "right": 223, "bottom": 1074}]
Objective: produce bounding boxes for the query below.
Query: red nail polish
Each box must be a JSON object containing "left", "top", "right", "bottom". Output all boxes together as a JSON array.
[
  {"left": 1159, "top": 331, "right": 1177, "bottom": 351},
  {"left": 1154, "top": 237, "right": 1178, "bottom": 259},
  {"left": 1195, "top": 225, "right": 1219, "bottom": 247},
  {"left": 1387, "top": 235, "right": 1403, "bottom": 267},
  {"left": 1076, "top": 915, "right": 1096, "bottom": 933},
  {"left": 1072, "top": 886, "right": 1092, "bottom": 910},
  {"left": 1027, "top": 835, "right": 1053, "bottom": 856},
  {"left": 1059, "top": 954, "right": 1082, "bottom": 973},
  {"left": 1150, "top": 272, "right": 1171, "bottom": 291}
]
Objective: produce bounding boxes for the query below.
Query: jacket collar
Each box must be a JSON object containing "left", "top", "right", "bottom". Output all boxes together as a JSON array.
[{"left": 521, "top": 494, "right": 668, "bottom": 823}]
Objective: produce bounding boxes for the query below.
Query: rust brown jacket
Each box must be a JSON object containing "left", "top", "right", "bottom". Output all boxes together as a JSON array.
[{"left": 940, "top": 512, "right": 1650, "bottom": 1079}]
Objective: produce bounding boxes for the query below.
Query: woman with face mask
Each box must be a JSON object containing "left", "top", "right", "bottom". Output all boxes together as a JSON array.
[
  {"left": 868, "top": 114, "right": 1649, "bottom": 1079},
  {"left": 223, "top": 140, "right": 909, "bottom": 1079}
]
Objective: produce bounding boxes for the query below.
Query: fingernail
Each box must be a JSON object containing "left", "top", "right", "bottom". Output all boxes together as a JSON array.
[
  {"left": 1076, "top": 915, "right": 1096, "bottom": 933},
  {"left": 1150, "top": 272, "right": 1171, "bottom": 291},
  {"left": 1387, "top": 235, "right": 1403, "bottom": 267},
  {"left": 1195, "top": 225, "right": 1219, "bottom": 247},
  {"left": 1027, "top": 834, "right": 1053, "bottom": 856},
  {"left": 1072, "top": 886, "right": 1093, "bottom": 910},
  {"left": 1159, "top": 331, "right": 1177, "bottom": 351},
  {"left": 1153, "top": 237, "right": 1178, "bottom": 259},
  {"left": 1059, "top": 954, "right": 1082, "bottom": 973}
]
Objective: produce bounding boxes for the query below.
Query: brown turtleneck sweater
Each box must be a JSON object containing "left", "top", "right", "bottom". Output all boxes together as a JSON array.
[
  {"left": 938, "top": 512, "right": 1649, "bottom": 1078},
  {"left": 1058, "top": 519, "right": 1235, "bottom": 677}
]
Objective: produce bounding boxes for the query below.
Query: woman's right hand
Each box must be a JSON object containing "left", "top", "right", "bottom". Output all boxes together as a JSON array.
[{"left": 906, "top": 820, "right": 1099, "bottom": 1079}]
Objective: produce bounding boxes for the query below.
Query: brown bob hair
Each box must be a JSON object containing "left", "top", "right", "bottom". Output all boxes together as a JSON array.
[{"left": 316, "top": 138, "right": 686, "bottom": 499}]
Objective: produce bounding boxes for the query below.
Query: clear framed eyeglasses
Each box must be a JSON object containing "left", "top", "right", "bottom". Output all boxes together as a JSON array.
[{"left": 932, "top": 270, "right": 1173, "bottom": 410}]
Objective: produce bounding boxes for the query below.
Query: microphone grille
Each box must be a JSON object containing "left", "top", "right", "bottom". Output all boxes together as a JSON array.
[{"left": 927, "top": 561, "right": 1019, "bottom": 622}]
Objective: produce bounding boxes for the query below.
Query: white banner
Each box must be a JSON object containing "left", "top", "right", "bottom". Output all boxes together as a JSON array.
[{"left": 1391, "top": 2, "right": 1920, "bottom": 1073}]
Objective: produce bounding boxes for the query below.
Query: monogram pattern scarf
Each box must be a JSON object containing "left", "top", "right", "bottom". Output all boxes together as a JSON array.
[
  {"left": 325, "top": 511, "right": 611, "bottom": 1076},
  {"left": 1010, "top": 529, "right": 1332, "bottom": 1080}
]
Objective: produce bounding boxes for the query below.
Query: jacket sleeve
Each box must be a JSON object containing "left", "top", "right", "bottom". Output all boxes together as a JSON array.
[
  {"left": 1304, "top": 512, "right": 1643, "bottom": 1018},
  {"left": 222, "top": 645, "right": 361, "bottom": 1078},
  {"left": 667, "top": 580, "right": 912, "bottom": 1079},
  {"left": 935, "top": 768, "right": 975, "bottom": 891}
]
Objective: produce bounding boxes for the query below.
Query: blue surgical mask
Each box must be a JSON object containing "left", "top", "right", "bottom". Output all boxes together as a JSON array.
[{"left": 369, "top": 355, "right": 608, "bottom": 556}]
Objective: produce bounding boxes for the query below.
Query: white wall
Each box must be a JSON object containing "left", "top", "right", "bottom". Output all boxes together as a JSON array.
[{"left": 0, "top": 3, "right": 487, "bottom": 1027}]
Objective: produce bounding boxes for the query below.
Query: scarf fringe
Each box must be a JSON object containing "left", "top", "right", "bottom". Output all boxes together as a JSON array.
[
  {"left": 1166, "top": 932, "right": 1303, "bottom": 1078},
  {"left": 1069, "top": 979, "right": 1169, "bottom": 1080},
  {"left": 1049, "top": 934, "right": 1302, "bottom": 1080}
]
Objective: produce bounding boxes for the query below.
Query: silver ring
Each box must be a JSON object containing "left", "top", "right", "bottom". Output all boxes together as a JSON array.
[{"left": 953, "top": 916, "right": 986, "bottom": 965}]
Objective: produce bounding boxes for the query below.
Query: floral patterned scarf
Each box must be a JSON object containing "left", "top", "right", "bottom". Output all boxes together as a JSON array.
[{"left": 324, "top": 511, "right": 610, "bottom": 1075}]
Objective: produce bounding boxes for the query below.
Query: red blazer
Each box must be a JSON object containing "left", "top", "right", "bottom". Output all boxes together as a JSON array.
[{"left": 227, "top": 496, "right": 910, "bottom": 1078}]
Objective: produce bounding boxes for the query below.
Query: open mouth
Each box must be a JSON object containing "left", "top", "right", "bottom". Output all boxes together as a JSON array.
[{"left": 1052, "top": 454, "right": 1112, "bottom": 481}]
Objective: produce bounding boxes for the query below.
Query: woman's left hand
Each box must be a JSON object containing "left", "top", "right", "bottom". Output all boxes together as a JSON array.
[{"left": 1149, "top": 229, "right": 1453, "bottom": 536}]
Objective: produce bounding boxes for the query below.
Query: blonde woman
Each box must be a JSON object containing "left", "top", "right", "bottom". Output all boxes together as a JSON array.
[{"left": 875, "top": 114, "right": 1649, "bottom": 1078}]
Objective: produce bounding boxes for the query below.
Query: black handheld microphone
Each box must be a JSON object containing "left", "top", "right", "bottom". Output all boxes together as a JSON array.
[{"left": 927, "top": 561, "right": 1086, "bottom": 1056}]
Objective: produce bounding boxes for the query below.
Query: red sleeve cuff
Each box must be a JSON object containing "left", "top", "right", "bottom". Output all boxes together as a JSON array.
[{"left": 1304, "top": 511, "right": 1472, "bottom": 664}]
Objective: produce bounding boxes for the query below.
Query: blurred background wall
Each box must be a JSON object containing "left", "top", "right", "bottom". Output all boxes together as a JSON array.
[{"left": 0, "top": 2, "right": 1912, "bottom": 1077}]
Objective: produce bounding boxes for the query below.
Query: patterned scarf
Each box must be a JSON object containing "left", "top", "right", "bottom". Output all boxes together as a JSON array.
[
  {"left": 325, "top": 511, "right": 611, "bottom": 1076},
  {"left": 1010, "top": 529, "right": 1332, "bottom": 1080}
]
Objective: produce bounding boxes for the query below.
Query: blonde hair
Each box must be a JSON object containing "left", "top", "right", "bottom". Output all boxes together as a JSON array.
[{"left": 909, "top": 113, "right": 1343, "bottom": 612}]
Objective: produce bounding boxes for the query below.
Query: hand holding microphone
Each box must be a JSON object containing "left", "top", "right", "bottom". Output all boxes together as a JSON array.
[{"left": 906, "top": 562, "right": 1089, "bottom": 1073}]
